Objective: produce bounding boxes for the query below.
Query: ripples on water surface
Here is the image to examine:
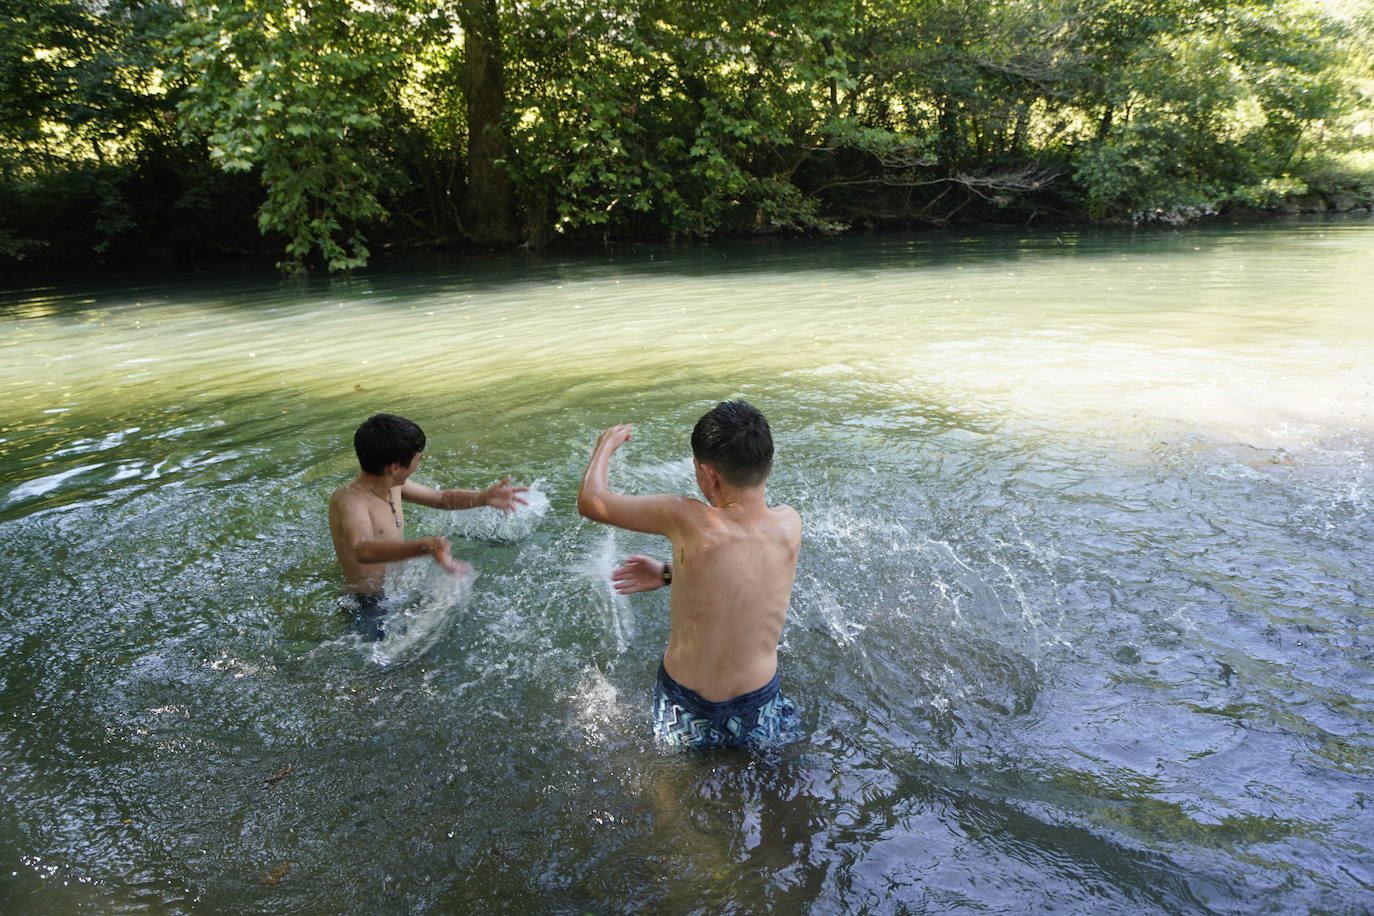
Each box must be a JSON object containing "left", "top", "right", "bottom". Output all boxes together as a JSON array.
[{"left": 2, "top": 220, "right": 1372, "bottom": 912}]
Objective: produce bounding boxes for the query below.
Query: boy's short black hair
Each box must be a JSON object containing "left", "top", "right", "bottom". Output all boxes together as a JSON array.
[
  {"left": 354, "top": 414, "right": 426, "bottom": 475},
  {"left": 691, "top": 400, "right": 773, "bottom": 487}
]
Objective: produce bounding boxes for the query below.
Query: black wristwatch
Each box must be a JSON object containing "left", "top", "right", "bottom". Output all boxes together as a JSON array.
[{"left": 662, "top": 562, "right": 672, "bottom": 585}]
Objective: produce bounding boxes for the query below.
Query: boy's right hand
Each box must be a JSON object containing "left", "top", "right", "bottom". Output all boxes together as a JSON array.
[
  {"left": 595, "top": 424, "right": 634, "bottom": 453},
  {"left": 426, "top": 535, "right": 471, "bottom": 577},
  {"left": 612, "top": 554, "right": 666, "bottom": 594}
]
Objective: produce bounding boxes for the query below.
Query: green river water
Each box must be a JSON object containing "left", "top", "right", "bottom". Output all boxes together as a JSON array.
[{"left": 1, "top": 219, "right": 1372, "bottom": 912}]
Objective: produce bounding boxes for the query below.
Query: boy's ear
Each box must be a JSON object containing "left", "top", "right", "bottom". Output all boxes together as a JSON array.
[{"left": 699, "top": 461, "right": 722, "bottom": 489}]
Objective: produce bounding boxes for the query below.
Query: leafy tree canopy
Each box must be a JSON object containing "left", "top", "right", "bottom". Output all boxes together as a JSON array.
[{"left": 3, "top": 0, "right": 1371, "bottom": 269}]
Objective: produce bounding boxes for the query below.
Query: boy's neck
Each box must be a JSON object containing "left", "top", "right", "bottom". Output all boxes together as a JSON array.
[
  {"left": 356, "top": 469, "right": 400, "bottom": 492},
  {"left": 709, "top": 484, "right": 766, "bottom": 510}
]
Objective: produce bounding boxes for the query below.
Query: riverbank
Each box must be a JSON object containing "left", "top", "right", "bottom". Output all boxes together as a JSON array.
[{"left": 5, "top": 176, "right": 1373, "bottom": 277}]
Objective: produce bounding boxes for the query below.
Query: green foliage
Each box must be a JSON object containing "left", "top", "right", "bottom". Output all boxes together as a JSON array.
[
  {"left": 0, "top": 0, "right": 189, "bottom": 256},
  {"left": 502, "top": 0, "right": 832, "bottom": 239},
  {"left": 1231, "top": 175, "right": 1309, "bottom": 207},
  {"left": 169, "top": 0, "right": 415, "bottom": 271},
  {"left": 1, "top": 0, "right": 1371, "bottom": 269},
  {"left": 1068, "top": 0, "right": 1360, "bottom": 221}
]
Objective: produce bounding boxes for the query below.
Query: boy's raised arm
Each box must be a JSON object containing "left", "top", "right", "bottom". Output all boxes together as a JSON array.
[{"left": 577, "top": 424, "right": 692, "bottom": 536}]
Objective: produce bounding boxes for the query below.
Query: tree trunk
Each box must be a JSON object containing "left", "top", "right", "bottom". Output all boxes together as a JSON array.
[
  {"left": 1097, "top": 104, "right": 1114, "bottom": 140},
  {"left": 459, "top": 0, "right": 516, "bottom": 245},
  {"left": 938, "top": 101, "right": 961, "bottom": 169}
]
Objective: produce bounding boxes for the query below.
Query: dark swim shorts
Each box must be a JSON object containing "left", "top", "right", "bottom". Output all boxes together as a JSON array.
[
  {"left": 653, "top": 660, "right": 802, "bottom": 751},
  {"left": 342, "top": 591, "right": 388, "bottom": 641}
]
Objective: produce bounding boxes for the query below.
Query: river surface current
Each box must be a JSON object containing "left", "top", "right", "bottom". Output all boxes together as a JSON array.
[{"left": 2, "top": 220, "right": 1372, "bottom": 912}]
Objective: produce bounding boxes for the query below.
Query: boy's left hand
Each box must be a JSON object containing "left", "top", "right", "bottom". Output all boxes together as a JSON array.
[
  {"left": 480, "top": 476, "right": 529, "bottom": 512},
  {"left": 612, "top": 554, "right": 666, "bottom": 594}
]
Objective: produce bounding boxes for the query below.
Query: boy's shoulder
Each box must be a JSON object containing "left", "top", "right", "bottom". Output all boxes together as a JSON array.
[
  {"left": 765, "top": 503, "right": 802, "bottom": 547},
  {"left": 766, "top": 502, "right": 801, "bottom": 524},
  {"left": 330, "top": 481, "right": 364, "bottom": 510}
]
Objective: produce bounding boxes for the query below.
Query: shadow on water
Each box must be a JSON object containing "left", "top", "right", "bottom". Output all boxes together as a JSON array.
[{"left": 6, "top": 214, "right": 1373, "bottom": 319}]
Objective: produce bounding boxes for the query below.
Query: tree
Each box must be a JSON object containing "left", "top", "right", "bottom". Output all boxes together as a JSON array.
[{"left": 2, "top": 0, "right": 1370, "bottom": 269}]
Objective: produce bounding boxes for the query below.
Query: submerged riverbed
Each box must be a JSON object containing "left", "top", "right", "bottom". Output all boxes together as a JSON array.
[{"left": 2, "top": 220, "right": 1372, "bottom": 912}]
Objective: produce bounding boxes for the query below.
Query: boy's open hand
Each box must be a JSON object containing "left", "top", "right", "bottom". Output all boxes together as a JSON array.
[
  {"left": 612, "top": 554, "right": 666, "bottom": 594},
  {"left": 480, "top": 476, "right": 529, "bottom": 512},
  {"left": 596, "top": 424, "right": 634, "bottom": 453}
]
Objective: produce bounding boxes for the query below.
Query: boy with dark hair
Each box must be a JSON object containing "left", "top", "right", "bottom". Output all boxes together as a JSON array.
[
  {"left": 577, "top": 400, "right": 802, "bottom": 751},
  {"left": 329, "top": 413, "right": 527, "bottom": 638}
]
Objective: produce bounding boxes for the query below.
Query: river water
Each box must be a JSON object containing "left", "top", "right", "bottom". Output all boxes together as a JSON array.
[{"left": 2, "top": 219, "right": 1372, "bottom": 912}]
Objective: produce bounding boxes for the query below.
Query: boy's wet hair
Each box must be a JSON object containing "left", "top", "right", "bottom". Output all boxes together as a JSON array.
[
  {"left": 691, "top": 400, "right": 773, "bottom": 487},
  {"left": 354, "top": 414, "right": 426, "bottom": 475}
]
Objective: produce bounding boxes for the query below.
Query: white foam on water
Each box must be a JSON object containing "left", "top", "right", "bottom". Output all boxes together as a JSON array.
[
  {"left": 563, "top": 666, "right": 635, "bottom": 748},
  {"left": 8, "top": 463, "right": 105, "bottom": 502},
  {"left": 206, "top": 650, "right": 274, "bottom": 678},
  {"left": 442, "top": 479, "right": 550, "bottom": 542}
]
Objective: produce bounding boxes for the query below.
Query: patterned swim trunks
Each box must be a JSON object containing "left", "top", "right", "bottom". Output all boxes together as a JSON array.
[{"left": 653, "top": 660, "right": 802, "bottom": 751}]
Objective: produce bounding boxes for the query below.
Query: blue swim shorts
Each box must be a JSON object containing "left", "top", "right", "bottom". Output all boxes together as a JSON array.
[
  {"left": 342, "top": 591, "right": 388, "bottom": 641},
  {"left": 653, "top": 660, "right": 802, "bottom": 751}
]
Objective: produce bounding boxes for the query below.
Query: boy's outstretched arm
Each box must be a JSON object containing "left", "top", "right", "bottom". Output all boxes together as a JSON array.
[
  {"left": 577, "top": 424, "right": 692, "bottom": 536},
  {"left": 403, "top": 476, "right": 529, "bottom": 511}
]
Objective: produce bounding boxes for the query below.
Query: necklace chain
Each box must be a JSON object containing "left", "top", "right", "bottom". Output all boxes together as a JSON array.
[{"left": 353, "top": 479, "right": 402, "bottom": 529}]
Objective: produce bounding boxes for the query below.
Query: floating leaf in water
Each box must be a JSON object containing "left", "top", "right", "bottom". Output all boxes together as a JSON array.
[
  {"left": 262, "top": 862, "right": 291, "bottom": 886},
  {"left": 263, "top": 764, "right": 293, "bottom": 786}
]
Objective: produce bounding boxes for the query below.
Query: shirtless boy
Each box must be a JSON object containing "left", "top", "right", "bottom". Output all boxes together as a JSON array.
[
  {"left": 329, "top": 413, "right": 527, "bottom": 639},
  {"left": 577, "top": 400, "right": 802, "bottom": 750}
]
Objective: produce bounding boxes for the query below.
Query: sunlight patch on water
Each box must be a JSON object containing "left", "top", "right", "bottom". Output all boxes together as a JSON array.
[
  {"left": 564, "top": 666, "right": 635, "bottom": 748},
  {"left": 905, "top": 336, "right": 1374, "bottom": 451}
]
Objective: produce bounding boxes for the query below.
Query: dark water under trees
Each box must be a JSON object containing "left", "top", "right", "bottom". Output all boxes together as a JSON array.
[{"left": 2, "top": 220, "right": 1372, "bottom": 912}]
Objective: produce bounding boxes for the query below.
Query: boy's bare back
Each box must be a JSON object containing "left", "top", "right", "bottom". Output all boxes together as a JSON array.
[
  {"left": 578, "top": 409, "right": 801, "bottom": 703},
  {"left": 662, "top": 497, "right": 800, "bottom": 701}
]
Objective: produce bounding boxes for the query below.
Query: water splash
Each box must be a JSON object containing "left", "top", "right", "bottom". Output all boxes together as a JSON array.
[
  {"left": 563, "top": 666, "right": 635, "bottom": 748},
  {"left": 618, "top": 456, "right": 695, "bottom": 494},
  {"left": 365, "top": 562, "right": 476, "bottom": 666},
  {"left": 567, "top": 528, "right": 636, "bottom": 652},
  {"left": 442, "top": 479, "right": 551, "bottom": 542}
]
